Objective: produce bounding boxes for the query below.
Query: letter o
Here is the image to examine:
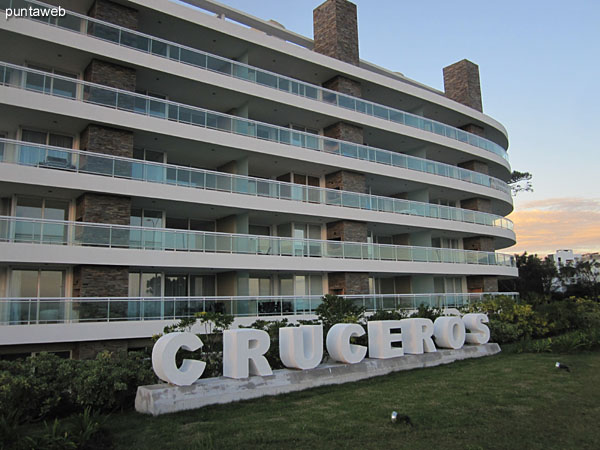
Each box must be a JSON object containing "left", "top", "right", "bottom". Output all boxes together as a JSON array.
[{"left": 433, "top": 316, "right": 466, "bottom": 349}]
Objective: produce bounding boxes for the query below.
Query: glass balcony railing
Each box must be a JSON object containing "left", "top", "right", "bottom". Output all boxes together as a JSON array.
[
  {"left": 0, "top": 138, "right": 514, "bottom": 231},
  {"left": 0, "top": 216, "right": 517, "bottom": 267},
  {"left": 0, "top": 62, "right": 511, "bottom": 196},
  {"left": 0, "top": 292, "right": 520, "bottom": 325},
  {"left": 0, "top": 0, "right": 509, "bottom": 162}
]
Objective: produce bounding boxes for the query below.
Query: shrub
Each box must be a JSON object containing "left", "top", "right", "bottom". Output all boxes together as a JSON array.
[
  {"left": 315, "top": 294, "right": 365, "bottom": 333},
  {"left": 0, "top": 351, "right": 155, "bottom": 425},
  {"left": 367, "top": 309, "right": 408, "bottom": 321},
  {"left": 488, "top": 320, "right": 524, "bottom": 344},
  {"left": 510, "top": 328, "right": 600, "bottom": 354},
  {"left": 409, "top": 304, "right": 443, "bottom": 321},
  {"left": 70, "top": 351, "right": 155, "bottom": 412},
  {"left": 465, "top": 295, "right": 549, "bottom": 342}
]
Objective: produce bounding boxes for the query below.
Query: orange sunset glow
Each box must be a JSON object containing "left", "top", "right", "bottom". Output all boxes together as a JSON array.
[{"left": 506, "top": 197, "right": 600, "bottom": 256}]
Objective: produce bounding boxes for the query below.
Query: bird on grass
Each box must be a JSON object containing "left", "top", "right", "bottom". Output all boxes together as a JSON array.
[{"left": 555, "top": 362, "right": 570, "bottom": 372}]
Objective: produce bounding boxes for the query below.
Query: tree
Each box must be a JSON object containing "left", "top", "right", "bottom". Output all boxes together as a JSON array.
[
  {"left": 314, "top": 294, "right": 365, "bottom": 333},
  {"left": 559, "top": 260, "right": 600, "bottom": 299},
  {"left": 509, "top": 170, "right": 533, "bottom": 196},
  {"left": 505, "top": 253, "right": 558, "bottom": 300}
]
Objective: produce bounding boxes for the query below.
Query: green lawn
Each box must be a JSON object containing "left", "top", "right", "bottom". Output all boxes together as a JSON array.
[{"left": 107, "top": 351, "right": 600, "bottom": 449}]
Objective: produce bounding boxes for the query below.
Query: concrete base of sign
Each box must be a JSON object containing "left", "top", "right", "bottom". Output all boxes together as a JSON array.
[{"left": 135, "top": 343, "right": 500, "bottom": 416}]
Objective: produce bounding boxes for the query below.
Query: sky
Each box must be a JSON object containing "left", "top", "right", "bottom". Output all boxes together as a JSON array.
[{"left": 205, "top": 0, "right": 599, "bottom": 256}]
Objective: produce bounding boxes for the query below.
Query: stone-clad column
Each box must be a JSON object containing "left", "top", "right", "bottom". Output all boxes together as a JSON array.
[
  {"left": 325, "top": 170, "right": 365, "bottom": 193},
  {"left": 443, "top": 59, "right": 483, "bottom": 113},
  {"left": 326, "top": 220, "right": 369, "bottom": 295},
  {"left": 84, "top": 59, "right": 136, "bottom": 91},
  {"left": 314, "top": 0, "right": 364, "bottom": 146},
  {"left": 313, "top": 1, "right": 369, "bottom": 295},
  {"left": 76, "top": 112, "right": 134, "bottom": 303},
  {"left": 313, "top": 0, "right": 359, "bottom": 65},
  {"left": 87, "top": 0, "right": 139, "bottom": 30}
]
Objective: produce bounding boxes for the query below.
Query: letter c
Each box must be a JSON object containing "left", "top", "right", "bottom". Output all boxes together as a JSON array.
[
  {"left": 326, "top": 323, "right": 367, "bottom": 364},
  {"left": 152, "top": 332, "right": 206, "bottom": 386}
]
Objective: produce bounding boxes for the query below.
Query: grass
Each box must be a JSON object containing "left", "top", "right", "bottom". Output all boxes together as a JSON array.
[{"left": 105, "top": 351, "right": 600, "bottom": 449}]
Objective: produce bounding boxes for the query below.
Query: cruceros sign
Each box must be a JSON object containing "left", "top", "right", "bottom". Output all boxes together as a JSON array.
[{"left": 152, "top": 314, "right": 490, "bottom": 386}]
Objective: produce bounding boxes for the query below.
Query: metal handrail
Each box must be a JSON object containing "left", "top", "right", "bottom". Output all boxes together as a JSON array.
[
  {"left": 0, "top": 215, "right": 517, "bottom": 266},
  {"left": 0, "top": 138, "right": 514, "bottom": 231}
]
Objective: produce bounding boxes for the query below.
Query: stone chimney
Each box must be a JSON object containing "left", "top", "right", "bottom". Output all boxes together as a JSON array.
[
  {"left": 443, "top": 59, "right": 483, "bottom": 112},
  {"left": 313, "top": 0, "right": 359, "bottom": 66}
]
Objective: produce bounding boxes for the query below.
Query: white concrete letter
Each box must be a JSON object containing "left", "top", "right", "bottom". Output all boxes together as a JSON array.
[
  {"left": 434, "top": 316, "right": 466, "bottom": 349},
  {"left": 280, "top": 325, "right": 323, "bottom": 370},
  {"left": 223, "top": 329, "right": 272, "bottom": 379},
  {"left": 463, "top": 313, "right": 490, "bottom": 344},
  {"left": 152, "top": 332, "right": 206, "bottom": 386},
  {"left": 368, "top": 320, "right": 404, "bottom": 359},
  {"left": 326, "top": 323, "right": 367, "bottom": 364},
  {"left": 399, "top": 318, "right": 436, "bottom": 354}
]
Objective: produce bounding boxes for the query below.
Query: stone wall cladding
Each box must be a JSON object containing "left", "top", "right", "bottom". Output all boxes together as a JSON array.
[
  {"left": 80, "top": 124, "right": 134, "bottom": 158},
  {"left": 443, "top": 59, "right": 483, "bottom": 112},
  {"left": 323, "top": 75, "right": 362, "bottom": 97},
  {"left": 460, "top": 123, "right": 485, "bottom": 137},
  {"left": 327, "top": 220, "right": 367, "bottom": 242},
  {"left": 76, "top": 339, "right": 129, "bottom": 360},
  {"left": 328, "top": 272, "right": 369, "bottom": 295},
  {"left": 76, "top": 193, "right": 131, "bottom": 225},
  {"left": 84, "top": 59, "right": 136, "bottom": 91},
  {"left": 313, "top": 0, "right": 359, "bottom": 66},
  {"left": 466, "top": 276, "right": 499, "bottom": 293},
  {"left": 461, "top": 197, "right": 492, "bottom": 214},
  {"left": 324, "top": 122, "right": 363, "bottom": 144},
  {"left": 463, "top": 236, "right": 495, "bottom": 252},
  {"left": 73, "top": 265, "right": 129, "bottom": 298},
  {"left": 458, "top": 159, "right": 489, "bottom": 175},
  {"left": 87, "top": 0, "right": 139, "bottom": 30},
  {"left": 325, "top": 170, "right": 366, "bottom": 193}
]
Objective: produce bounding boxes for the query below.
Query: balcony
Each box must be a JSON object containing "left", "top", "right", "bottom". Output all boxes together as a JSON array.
[
  {"left": 0, "top": 0, "right": 510, "bottom": 161},
  {"left": 0, "top": 62, "right": 511, "bottom": 196},
  {"left": 0, "top": 292, "right": 519, "bottom": 325},
  {"left": 0, "top": 216, "right": 516, "bottom": 267},
  {"left": 0, "top": 138, "right": 514, "bottom": 232}
]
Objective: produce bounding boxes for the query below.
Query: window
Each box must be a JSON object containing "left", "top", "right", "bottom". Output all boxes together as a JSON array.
[
  {"left": 278, "top": 274, "right": 322, "bottom": 313},
  {"left": 132, "top": 148, "right": 165, "bottom": 181},
  {"left": 20, "top": 129, "right": 73, "bottom": 168},
  {"left": 14, "top": 197, "right": 69, "bottom": 243},
  {"left": 135, "top": 90, "right": 167, "bottom": 118},
  {"left": 290, "top": 124, "right": 319, "bottom": 135},
  {"left": 0, "top": 132, "right": 5, "bottom": 161},
  {"left": 130, "top": 209, "right": 163, "bottom": 249},
  {"left": 129, "top": 272, "right": 162, "bottom": 297},
  {"left": 165, "top": 275, "right": 188, "bottom": 297},
  {"left": 249, "top": 276, "right": 271, "bottom": 297},
  {"left": 8, "top": 269, "right": 65, "bottom": 324},
  {"left": 191, "top": 275, "right": 216, "bottom": 296},
  {"left": 25, "top": 64, "right": 78, "bottom": 99}
]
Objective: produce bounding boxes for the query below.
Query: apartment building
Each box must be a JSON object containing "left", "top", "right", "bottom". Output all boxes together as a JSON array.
[{"left": 0, "top": 0, "right": 517, "bottom": 358}]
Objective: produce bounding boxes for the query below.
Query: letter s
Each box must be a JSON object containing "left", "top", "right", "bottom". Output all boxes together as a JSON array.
[{"left": 462, "top": 313, "right": 490, "bottom": 345}]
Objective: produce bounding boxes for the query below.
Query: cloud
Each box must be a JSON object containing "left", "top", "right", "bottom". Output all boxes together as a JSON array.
[{"left": 505, "top": 197, "right": 600, "bottom": 256}]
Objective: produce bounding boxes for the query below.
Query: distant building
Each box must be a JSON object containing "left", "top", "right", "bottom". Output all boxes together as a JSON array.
[
  {"left": 549, "top": 249, "right": 582, "bottom": 269},
  {"left": 549, "top": 250, "right": 599, "bottom": 292}
]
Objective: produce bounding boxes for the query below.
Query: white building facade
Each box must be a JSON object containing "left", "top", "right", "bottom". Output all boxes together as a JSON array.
[{"left": 0, "top": 0, "right": 517, "bottom": 358}]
